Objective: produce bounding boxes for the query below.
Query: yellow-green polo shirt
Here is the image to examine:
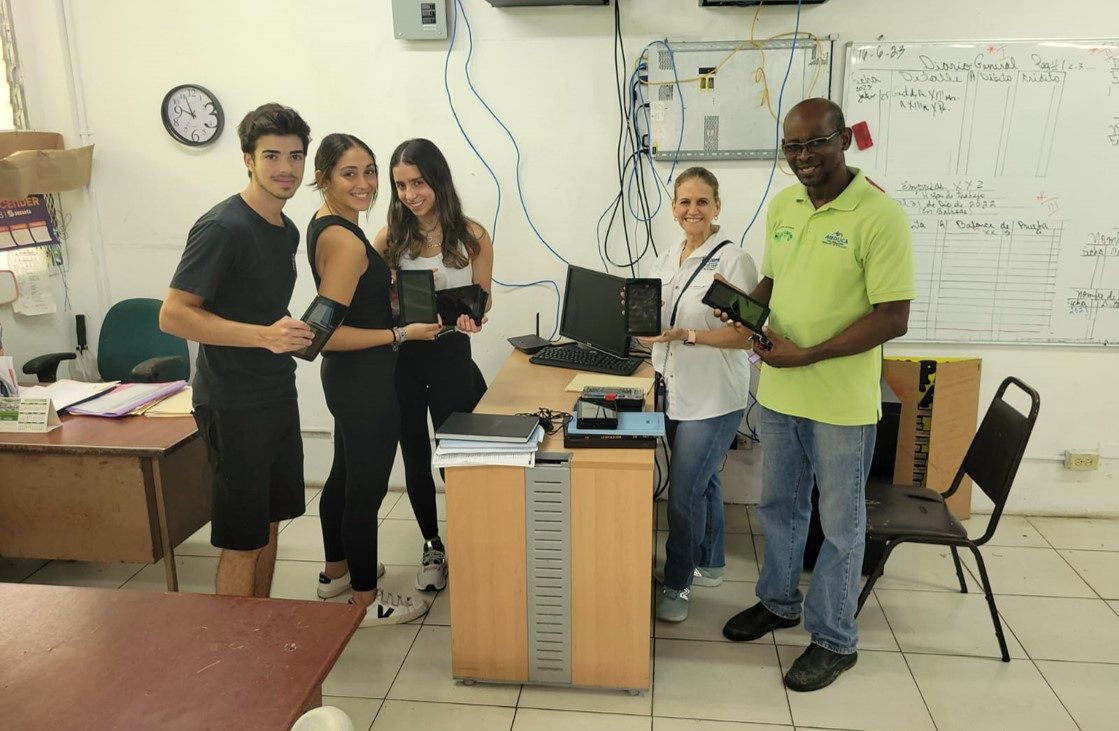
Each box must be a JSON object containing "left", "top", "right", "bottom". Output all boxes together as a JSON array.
[{"left": 758, "top": 168, "right": 915, "bottom": 426}]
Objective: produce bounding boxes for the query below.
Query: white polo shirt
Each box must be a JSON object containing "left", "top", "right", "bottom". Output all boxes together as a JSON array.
[{"left": 649, "top": 229, "right": 758, "bottom": 421}]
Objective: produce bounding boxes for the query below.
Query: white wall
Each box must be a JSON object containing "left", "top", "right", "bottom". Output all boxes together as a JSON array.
[{"left": 5, "top": 0, "right": 1116, "bottom": 516}]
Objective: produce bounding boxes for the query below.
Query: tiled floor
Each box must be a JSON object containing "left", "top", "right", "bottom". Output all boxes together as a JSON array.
[{"left": 5, "top": 495, "right": 1119, "bottom": 731}]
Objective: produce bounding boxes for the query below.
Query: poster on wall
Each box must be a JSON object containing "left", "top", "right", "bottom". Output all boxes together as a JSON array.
[{"left": 0, "top": 194, "right": 60, "bottom": 250}]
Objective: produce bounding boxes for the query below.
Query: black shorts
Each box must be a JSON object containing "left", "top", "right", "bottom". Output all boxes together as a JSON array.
[{"left": 194, "top": 400, "right": 305, "bottom": 551}]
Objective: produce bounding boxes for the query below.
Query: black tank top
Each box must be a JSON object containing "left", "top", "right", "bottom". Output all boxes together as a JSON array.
[{"left": 306, "top": 215, "right": 394, "bottom": 332}]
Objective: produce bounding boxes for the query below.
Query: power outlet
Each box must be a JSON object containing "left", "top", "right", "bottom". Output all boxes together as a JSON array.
[{"left": 1064, "top": 450, "right": 1100, "bottom": 471}]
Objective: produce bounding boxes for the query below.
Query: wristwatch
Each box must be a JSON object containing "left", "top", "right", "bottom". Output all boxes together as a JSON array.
[{"left": 683, "top": 329, "right": 697, "bottom": 346}]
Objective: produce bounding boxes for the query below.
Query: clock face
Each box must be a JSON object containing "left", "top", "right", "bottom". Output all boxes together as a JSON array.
[{"left": 161, "top": 84, "right": 224, "bottom": 147}]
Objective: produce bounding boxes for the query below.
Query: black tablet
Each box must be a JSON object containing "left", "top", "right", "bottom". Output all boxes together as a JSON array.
[
  {"left": 436, "top": 284, "right": 488, "bottom": 327},
  {"left": 701, "top": 279, "right": 772, "bottom": 349},
  {"left": 293, "top": 295, "right": 349, "bottom": 361},
  {"left": 397, "top": 270, "right": 439, "bottom": 325}
]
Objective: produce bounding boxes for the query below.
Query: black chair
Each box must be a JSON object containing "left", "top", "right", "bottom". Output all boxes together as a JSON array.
[{"left": 855, "top": 376, "right": 1040, "bottom": 662}]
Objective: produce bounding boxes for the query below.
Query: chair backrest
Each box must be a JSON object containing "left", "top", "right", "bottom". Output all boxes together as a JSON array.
[
  {"left": 955, "top": 376, "right": 1040, "bottom": 545},
  {"left": 97, "top": 298, "right": 190, "bottom": 382}
]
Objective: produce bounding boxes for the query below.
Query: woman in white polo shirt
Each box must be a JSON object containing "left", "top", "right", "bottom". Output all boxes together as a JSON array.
[{"left": 643, "top": 167, "right": 757, "bottom": 623}]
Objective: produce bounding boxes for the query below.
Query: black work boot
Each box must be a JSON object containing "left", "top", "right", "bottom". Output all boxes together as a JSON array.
[
  {"left": 784, "top": 643, "right": 858, "bottom": 692},
  {"left": 722, "top": 602, "right": 800, "bottom": 642}
]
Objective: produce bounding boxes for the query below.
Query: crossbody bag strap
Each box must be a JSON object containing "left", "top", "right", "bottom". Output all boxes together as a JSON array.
[{"left": 668, "top": 240, "right": 732, "bottom": 327}]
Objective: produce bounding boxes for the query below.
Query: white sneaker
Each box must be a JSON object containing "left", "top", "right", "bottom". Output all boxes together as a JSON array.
[
  {"left": 354, "top": 590, "right": 429, "bottom": 627},
  {"left": 415, "top": 540, "right": 447, "bottom": 591},
  {"left": 317, "top": 562, "right": 385, "bottom": 599}
]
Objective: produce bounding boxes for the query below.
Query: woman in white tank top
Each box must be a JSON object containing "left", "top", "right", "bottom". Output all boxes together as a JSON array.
[{"left": 373, "top": 138, "right": 494, "bottom": 593}]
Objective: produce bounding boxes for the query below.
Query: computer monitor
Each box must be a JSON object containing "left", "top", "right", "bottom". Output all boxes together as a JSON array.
[{"left": 560, "top": 265, "right": 629, "bottom": 358}]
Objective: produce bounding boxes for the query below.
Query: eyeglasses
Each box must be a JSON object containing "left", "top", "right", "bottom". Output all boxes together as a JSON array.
[{"left": 780, "top": 130, "right": 843, "bottom": 156}]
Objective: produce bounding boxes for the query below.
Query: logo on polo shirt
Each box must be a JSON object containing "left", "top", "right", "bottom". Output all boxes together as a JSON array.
[
  {"left": 774, "top": 226, "right": 794, "bottom": 242},
  {"left": 822, "top": 230, "right": 849, "bottom": 248}
]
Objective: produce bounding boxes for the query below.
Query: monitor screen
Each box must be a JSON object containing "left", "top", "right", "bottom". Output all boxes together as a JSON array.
[{"left": 560, "top": 265, "right": 629, "bottom": 358}]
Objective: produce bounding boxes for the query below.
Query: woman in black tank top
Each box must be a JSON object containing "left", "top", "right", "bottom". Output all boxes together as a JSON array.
[{"left": 306, "top": 133, "right": 442, "bottom": 628}]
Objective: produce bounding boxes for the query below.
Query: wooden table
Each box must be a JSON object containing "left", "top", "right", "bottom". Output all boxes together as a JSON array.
[
  {"left": 0, "top": 415, "right": 210, "bottom": 591},
  {"left": 0, "top": 583, "right": 363, "bottom": 730},
  {"left": 446, "top": 351, "right": 656, "bottom": 691}
]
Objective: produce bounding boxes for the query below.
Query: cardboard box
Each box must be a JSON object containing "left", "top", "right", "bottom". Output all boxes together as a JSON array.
[
  {"left": 883, "top": 357, "right": 981, "bottom": 519},
  {"left": 0, "top": 131, "right": 93, "bottom": 199}
]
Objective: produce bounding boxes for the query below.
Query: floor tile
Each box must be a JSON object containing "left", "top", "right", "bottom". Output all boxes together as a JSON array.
[
  {"left": 995, "top": 595, "right": 1119, "bottom": 663},
  {"left": 1110, "top": 600, "right": 1119, "bottom": 616},
  {"left": 655, "top": 580, "right": 765, "bottom": 644},
  {"left": 371, "top": 700, "right": 514, "bottom": 730},
  {"left": 871, "top": 543, "right": 976, "bottom": 593},
  {"left": 322, "top": 623, "right": 419, "bottom": 699},
  {"left": 652, "top": 639, "right": 790, "bottom": 725},
  {"left": 377, "top": 519, "right": 447, "bottom": 566},
  {"left": 874, "top": 588, "right": 1026, "bottom": 659},
  {"left": 1059, "top": 549, "right": 1119, "bottom": 599},
  {"left": 388, "top": 625, "right": 521, "bottom": 706},
  {"left": 322, "top": 696, "right": 382, "bottom": 731},
  {"left": 655, "top": 531, "right": 758, "bottom": 583},
  {"left": 385, "top": 491, "right": 445, "bottom": 522},
  {"left": 423, "top": 585, "right": 451, "bottom": 626},
  {"left": 653, "top": 720, "right": 792, "bottom": 731},
  {"left": 512, "top": 708, "right": 651, "bottom": 731},
  {"left": 379, "top": 490, "right": 403, "bottom": 518},
  {"left": 518, "top": 682, "right": 652, "bottom": 716},
  {"left": 958, "top": 514, "right": 1049, "bottom": 547},
  {"left": 269, "top": 559, "right": 327, "bottom": 602},
  {"left": 23, "top": 559, "right": 143, "bottom": 589},
  {"left": 905, "top": 653, "right": 1077, "bottom": 731},
  {"left": 1036, "top": 660, "right": 1119, "bottom": 731},
  {"left": 305, "top": 488, "right": 322, "bottom": 517},
  {"left": 0, "top": 556, "right": 48, "bottom": 583},
  {"left": 275, "top": 515, "right": 327, "bottom": 562},
  {"left": 772, "top": 592, "right": 899, "bottom": 652},
  {"left": 777, "top": 646, "right": 934, "bottom": 731},
  {"left": 176, "top": 522, "right": 220, "bottom": 558},
  {"left": 959, "top": 546, "right": 1095, "bottom": 597},
  {"left": 1029, "top": 517, "right": 1119, "bottom": 551},
  {"left": 122, "top": 555, "right": 218, "bottom": 594}
]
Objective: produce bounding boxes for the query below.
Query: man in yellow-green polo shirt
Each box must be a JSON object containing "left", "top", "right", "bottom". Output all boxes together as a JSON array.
[{"left": 719, "top": 98, "right": 914, "bottom": 692}]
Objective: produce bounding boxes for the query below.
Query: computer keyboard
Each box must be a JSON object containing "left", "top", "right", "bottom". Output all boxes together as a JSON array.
[{"left": 530, "top": 345, "right": 642, "bottom": 376}]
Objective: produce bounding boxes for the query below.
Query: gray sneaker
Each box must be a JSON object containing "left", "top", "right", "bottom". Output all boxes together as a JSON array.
[
  {"left": 655, "top": 586, "right": 690, "bottom": 622},
  {"left": 654, "top": 565, "right": 725, "bottom": 588}
]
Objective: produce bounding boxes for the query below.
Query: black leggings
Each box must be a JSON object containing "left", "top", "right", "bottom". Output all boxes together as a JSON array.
[
  {"left": 395, "top": 333, "right": 486, "bottom": 540},
  {"left": 320, "top": 349, "right": 399, "bottom": 592}
]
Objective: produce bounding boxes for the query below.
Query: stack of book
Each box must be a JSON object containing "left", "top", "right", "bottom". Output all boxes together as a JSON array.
[{"left": 432, "top": 412, "right": 545, "bottom": 468}]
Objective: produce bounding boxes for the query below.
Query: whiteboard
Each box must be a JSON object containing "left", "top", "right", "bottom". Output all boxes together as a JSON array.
[
  {"left": 646, "top": 38, "right": 834, "bottom": 161},
  {"left": 843, "top": 40, "right": 1119, "bottom": 345}
]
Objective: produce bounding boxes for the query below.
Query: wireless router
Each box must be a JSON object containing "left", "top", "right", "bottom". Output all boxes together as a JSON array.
[{"left": 507, "top": 312, "right": 551, "bottom": 355}]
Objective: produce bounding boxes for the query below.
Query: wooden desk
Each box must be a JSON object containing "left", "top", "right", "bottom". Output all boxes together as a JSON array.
[
  {"left": 0, "top": 415, "right": 210, "bottom": 591},
  {"left": 446, "top": 352, "right": 655, "bottom": 691},
  {"left": 0, "top": 583, "right": 362, "bottom": 730}
]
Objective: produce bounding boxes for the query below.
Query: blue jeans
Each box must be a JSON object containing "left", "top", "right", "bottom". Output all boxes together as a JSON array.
[
  {"left": 755, "top": 404, "right": 875, "bottom": 655},
  {"left": 663, "top": 409, "right": 745, "bottom": 590}
]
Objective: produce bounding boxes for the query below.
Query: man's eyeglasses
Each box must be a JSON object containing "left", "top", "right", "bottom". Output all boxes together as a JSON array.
[{"left": 780, "top": 129, "right": 843, "bottom": 156}]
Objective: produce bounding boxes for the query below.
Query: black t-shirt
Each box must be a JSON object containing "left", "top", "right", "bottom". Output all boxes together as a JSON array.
[
  {"left": 170, "top": 194, "right": 299, "bottom": 408},
  {"left": 306, "top": 215, "right": 394, "bottom": 334}
]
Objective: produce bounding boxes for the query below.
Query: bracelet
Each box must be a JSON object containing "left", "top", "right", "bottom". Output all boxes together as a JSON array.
[{"left": 392, "top": 326, "right": 406, "bottom": 351}]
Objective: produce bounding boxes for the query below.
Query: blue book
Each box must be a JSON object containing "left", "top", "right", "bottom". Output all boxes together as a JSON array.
[{"left": 564, "top": 410, "right": 664, "bottom": 449}]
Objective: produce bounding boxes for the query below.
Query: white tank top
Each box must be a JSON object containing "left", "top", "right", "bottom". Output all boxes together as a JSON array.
[{"left": 398, "top": 251, "right": 474, "bottom": 291}]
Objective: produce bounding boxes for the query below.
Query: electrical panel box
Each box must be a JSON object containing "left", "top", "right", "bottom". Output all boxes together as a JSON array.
[
  {"left": 486, "top": 1, "right": 608, "bottom": 6},
  {"left": 391, "top": 0, "right": 449, "bottom": 40},
  {"left": 700, "top": 1, "right": 828, "bottom": 6}
]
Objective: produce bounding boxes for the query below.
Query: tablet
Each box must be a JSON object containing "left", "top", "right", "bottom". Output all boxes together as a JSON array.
[
  {"left": 436, "top": 284, "right": 488, "bottom": 327},
  {"left": 293, "top": 295, "right": 349, "bottom": 361},
  {"left": 397, "top": 270, "right": 439, "bottom": 325},
  {"left": 701, "top": 279, "right": 772, "bottom": 349}
]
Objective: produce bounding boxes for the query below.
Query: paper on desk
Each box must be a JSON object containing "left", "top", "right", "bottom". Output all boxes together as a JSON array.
[
  {"left": 431, "top": 450, "right": 536, "bottom": 469},
  {"left": 19, "top": 379, "right": 118, "bottom": 410},
  {"left": 564, "top": 373, "right": 654, "bottom": 394},
  {"left": 142, "top": 386, "right": 194, "bottom": 417},
  {"left": 68, "top": 380, "right": 187, "bottom": 417}
]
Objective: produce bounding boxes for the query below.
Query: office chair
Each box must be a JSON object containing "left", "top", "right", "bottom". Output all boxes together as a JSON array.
[
  {"left": 854, "top": 376, "right": 1040, "bottom": 662},
  {"left": 23, "top": 298, "right": 189, "bottom": 383}
]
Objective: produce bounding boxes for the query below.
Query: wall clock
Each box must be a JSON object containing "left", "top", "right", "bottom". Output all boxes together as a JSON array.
[{"left": 161, "top": 84, "right": 224, "bottom": 147}]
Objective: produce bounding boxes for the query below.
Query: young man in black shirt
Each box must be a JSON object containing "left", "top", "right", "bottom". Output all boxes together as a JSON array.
[{"left": 161, "top": 103, "right": 314, "bottom": 597}]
